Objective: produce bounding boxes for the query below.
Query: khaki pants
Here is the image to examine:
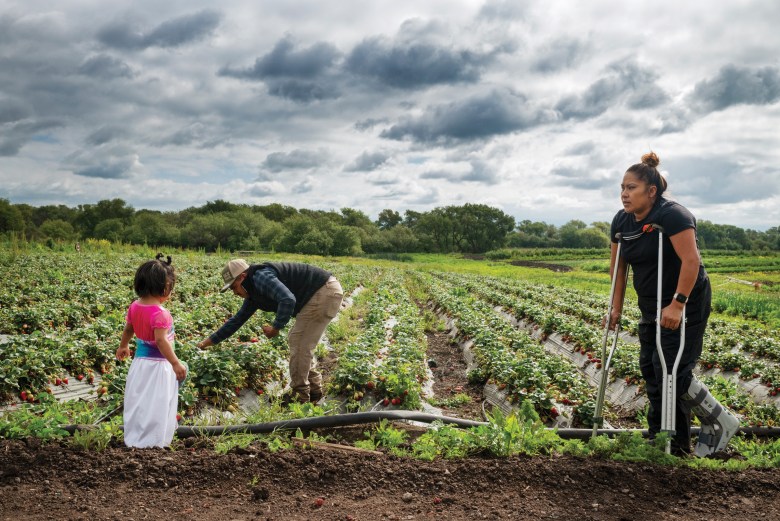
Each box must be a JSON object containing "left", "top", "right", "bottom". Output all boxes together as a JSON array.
[{"left": 288, "top": 276, "right": 343, "bottom": 400}]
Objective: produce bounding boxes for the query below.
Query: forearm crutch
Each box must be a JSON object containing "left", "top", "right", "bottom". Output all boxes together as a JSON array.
[
  {"left": 592, "top": 233, "right": 629, "bottom": 437},
  {"left": 652, "top": 224, "right": 686, "bottom": 454}
]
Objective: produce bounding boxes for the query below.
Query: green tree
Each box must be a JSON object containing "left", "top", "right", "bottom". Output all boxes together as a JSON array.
[
  {"left": 376, "top": 209, "right": 402, "bottom": 230},
  {"left": 0, "top": 199, "right": 25, "bottom": 234},
  {"left": 39, "top": 219, "right": 77, "bottom": 241},
  {"left": 93, "top": 218, "right": 125, "bottom": 242},
  {"left": 456, "top": 203, "right": 515, "bottom": 253},
  {"left": 74, "top": 199, "right": 134, "bottom": 238}
]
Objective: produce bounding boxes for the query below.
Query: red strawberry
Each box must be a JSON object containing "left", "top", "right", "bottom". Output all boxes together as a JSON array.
[
  {"left": 391, "top": 397, "right": 401, "bottom": 405},
  {"left": 433, "top": 497, "right": 442, "bottom": 505},
  {"left": 550, "top": 407, "right": 559, "bottom": 418},
  {"left": 314, "top": 497, "right": 324, "bottom": 508},
  {"left": 62, "top": 377, "right": 69, "bottom": 385},
  {"left": 176, "top": 414, "right": 182, "bottom": 422},
  {"left": 257, "top": 389, "right": 264, "bottom": 395},
  {"left": 19, "top": 391, "right": 27, "bottom": 401},
  {"left": 366, "top": 381, "right": 375, "bottom": 390},
  {"left": 382, "top": 398, "right": 390, "bottom": 406},
  {"left": 76, "top": 374, "right": 84, "bottom": 381},
  {"left": 55, "top": 378, "right": 62, "bottom": 386},
  {"left": 250, "top": 337, "right": 259, "bottom": 343}
]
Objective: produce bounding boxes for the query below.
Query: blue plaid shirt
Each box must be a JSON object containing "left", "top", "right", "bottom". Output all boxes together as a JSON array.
[{"left": 209, "top": 266, "right": 296, "bottom": 344}]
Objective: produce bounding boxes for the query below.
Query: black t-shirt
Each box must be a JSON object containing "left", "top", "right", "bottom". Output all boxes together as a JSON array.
[{"left": 610, "top": 198, "right": 708, "bottom": 316}]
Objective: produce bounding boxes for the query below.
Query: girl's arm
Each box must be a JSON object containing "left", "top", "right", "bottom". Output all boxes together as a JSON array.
[
  {"left": 606, "top": 241, "right": 628, "bottom": 330},
  {"left": 154, "top": 328, "right": 187, "bottom": 381},
  {"left": 116, "top": 322, "right": 134, "bottom": 361},
  {"left": 662, "top": 228, "right": 700, "bottom": 330}
]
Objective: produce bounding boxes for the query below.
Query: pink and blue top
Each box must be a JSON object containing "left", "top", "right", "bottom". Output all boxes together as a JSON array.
[{"left": 126, "top": 301, "right": 175, "bottom": 359}]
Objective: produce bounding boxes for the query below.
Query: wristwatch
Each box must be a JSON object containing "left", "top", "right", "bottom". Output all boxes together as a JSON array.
[{"left": 673, "top": 292, "right": 689, "bottom": 304}]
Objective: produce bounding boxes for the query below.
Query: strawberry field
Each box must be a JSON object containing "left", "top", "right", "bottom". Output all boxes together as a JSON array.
[
  {"left": 2, "top": 248, "right": 780, "bottom": 446},
  {"left": 2, "top": 247, "right": 780, "bottom": 519}
]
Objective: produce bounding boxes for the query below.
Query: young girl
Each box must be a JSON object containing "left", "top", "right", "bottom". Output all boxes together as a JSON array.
[{"left": 116, "top": 254, "right": 187, "bottom": 448}]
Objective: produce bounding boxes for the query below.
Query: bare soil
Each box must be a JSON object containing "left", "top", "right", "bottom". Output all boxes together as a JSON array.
[
  {"left": 425, "top": 328, "right": 487, "bottom": 421},
  {"left": 2, "top": 436, "right": 780, "bottom": 521}
]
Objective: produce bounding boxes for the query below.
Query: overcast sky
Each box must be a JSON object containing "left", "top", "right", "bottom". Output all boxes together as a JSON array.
[{"left": 1, "top": 1, "right": 779, "bottom": 230}]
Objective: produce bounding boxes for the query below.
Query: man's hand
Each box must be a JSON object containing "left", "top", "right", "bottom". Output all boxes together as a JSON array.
[
  {"left": 197, "top": 338, "right": 213, "bottom": 350},
  {"left": 262, "top": 325, "right": 280, "bottom": 339}
]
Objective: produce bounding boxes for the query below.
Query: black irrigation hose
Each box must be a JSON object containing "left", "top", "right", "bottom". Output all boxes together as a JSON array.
[{"left": 59, "top": 411, "right": 780, "bottom": 440}]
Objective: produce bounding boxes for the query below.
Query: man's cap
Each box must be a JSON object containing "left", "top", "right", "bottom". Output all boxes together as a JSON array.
[{"left": 220, "top": 259, "right": 249, "bottom": 292}]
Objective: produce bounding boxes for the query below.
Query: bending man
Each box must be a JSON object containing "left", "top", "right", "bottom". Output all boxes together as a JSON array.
[{"left": 198, "top": 259, "right": 343, "bottom": 404}]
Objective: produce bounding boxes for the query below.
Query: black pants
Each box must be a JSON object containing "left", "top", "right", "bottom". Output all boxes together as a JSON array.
[{"left": 637, "top": 283, "right": 711, "bottom": 450}]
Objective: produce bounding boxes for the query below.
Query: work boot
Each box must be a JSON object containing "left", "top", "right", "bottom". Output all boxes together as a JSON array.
[
  {"left": 280, "top": 391, "right": 307, "bottom": 406},
  {"left": 681, "top": 377, "right": 740, "bottom": 457},
  {"left": 309, "top": 390, "right": 323, "bottom": 403}
]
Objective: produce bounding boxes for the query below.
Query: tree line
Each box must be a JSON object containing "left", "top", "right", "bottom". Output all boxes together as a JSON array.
[{"left": 0, "top": 198, "right": 777, "bottom": 254}]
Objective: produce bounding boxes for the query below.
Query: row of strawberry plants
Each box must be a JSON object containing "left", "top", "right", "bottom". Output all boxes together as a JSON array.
[
  {"left": 420, "top": 273, "right": 592, "bottom": 423},
  {"left": 436, "top": 271, "right": 780, "bottom": 426},
  {"left": 479, "top": 273, "right": 780, "bottom": 367},
  {"left": 464, "top": 272, "right": 780, "bottom": 393},
  {"left": 328, "top": 270, "right": 428, "bottom": 409},
  {"left": 432, "top": 271, "right": 644, "bottom": 386}
]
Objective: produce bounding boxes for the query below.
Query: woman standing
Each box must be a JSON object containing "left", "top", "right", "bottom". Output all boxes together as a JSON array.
[{"left": 607, "top": 152, "right": 739, "bottom": 456}]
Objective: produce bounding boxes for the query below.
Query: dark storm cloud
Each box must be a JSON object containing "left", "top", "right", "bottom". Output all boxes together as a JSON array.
[
  {"left": 689, "top": 64, "right": 780, "bottom": 113},
  {"left": 0, "top": 98, "right": 30, "bottom": 124},
  {"left": 218, "top": 37, "right": 341, "bottom": 102},
  {"left": 266, "top": 79, "right": 340, "bottom": 102},
  {"left": 381, "top": 89, "right": 554, "bottom": 144},
  {"left": 85, "top": 126, "right": 128, "bottom": 146},
  {"left": 220, "top": 37, "right": 341, "bottom": 80},
  {"left": 159, "top": 123, "right": 208, "bottom": 147},
  {"left": 0, "top": 119, "right": 63, "bottom": 156},
  {"left": 66, "top": 144, "right": 140, "bottom": 179},
  {"left": 345, "top": 37, "right": 487, "bottom": 89},
  {"left": 664, "top": 156, "right": 780, "bottom": 204},
  {"left": 260, "top": 149, "right": 327, "bottom": 173},
  {"left": 292, "top": 177, "right": 314, "bottom": 194},
  {"left": 78, "top": 54, "right": 135, "bottom": 79},
  {"left": 532, "top": 38, "right": 588, "bottom": 73},
  {"left": 344, "top": 151, "right": 390, "bottom": 172},
  {"left": 354, "top": 118, "right": 389, "bottom": 131},
  {"left": 97, "top": 10, "right": 221, "bottom": 50},
  {"left": 555, "top": 59, "right": 669, "bottom": 119}
]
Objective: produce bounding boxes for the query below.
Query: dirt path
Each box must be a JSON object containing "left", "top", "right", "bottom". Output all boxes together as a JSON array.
[
  {"left": 1, "top": 439, "right": 779, "bottom": 521},
  {"left": 425, "top": 328, "right": 486, "bottom": 421}
]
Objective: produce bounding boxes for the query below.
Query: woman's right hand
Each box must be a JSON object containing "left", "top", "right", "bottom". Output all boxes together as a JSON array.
[
  {"left": 116, "top": 346, "right": 131, "bottom": 361},
  {"left": 604, "top": 309, "right": 622, "bottom": 331}
]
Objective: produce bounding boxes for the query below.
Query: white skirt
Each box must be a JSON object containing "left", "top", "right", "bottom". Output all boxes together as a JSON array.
[{"left": 123, "top": 357, "right": 179, "bottom": 448}]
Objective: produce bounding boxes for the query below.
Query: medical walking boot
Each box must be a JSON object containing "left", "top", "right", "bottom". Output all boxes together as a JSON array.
[{"left": 681, "top": 377, "right": 740, "bottom": 457}]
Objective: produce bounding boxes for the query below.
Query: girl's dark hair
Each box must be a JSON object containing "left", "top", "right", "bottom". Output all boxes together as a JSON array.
[
  {"left": 134, "top": 253, "right": 176, "bottom": 298},
  {"left": 626, "top": 151, "right": 667, "bottom": 197}
]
